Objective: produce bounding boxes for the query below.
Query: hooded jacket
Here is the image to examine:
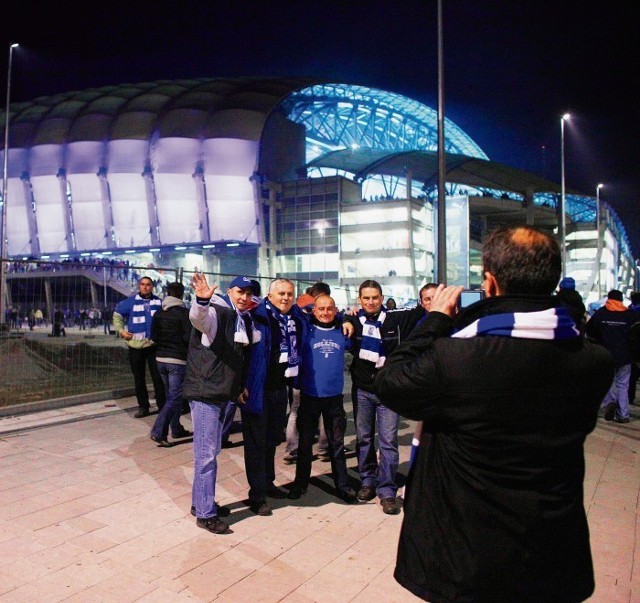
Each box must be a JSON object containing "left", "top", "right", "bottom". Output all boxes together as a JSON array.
[
  {"left": 150, "top": 296, "right": 192, "bottom": 363},
  {"left": 374, "top": 295, "right": 614, "bottom": 603},
  {"left": 586, "top": 298, "right": 640, "bottom": 365}
]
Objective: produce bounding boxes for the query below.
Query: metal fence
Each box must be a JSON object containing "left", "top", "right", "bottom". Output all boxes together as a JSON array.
[{"left": 0, "top": 259, "right": 345, "bottom": 409}]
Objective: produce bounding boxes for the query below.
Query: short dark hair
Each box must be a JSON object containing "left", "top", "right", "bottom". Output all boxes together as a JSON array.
[
  {"left": 607, "top": 289, "right": 623, "bottom": 302},
  {"left": 419, "top": 283, "right": 438, "bottom": 298},
  {"left": 307, "top": 281, "right": 331, "bottom": 296},
  {"left": 482, "top": 226, "right": 561, "bottom": 295},
  {"left": 166, "top": 282, "right": 185, "bottom": 298},
  {"left": 630, "top": 291, "right": 640, "bottom": 305},
  {"left": 250, "top": 279, "right": 262, "bottom": 297},
  {"left": 358, "top": 279, "right": 382, "bottom": 296}
]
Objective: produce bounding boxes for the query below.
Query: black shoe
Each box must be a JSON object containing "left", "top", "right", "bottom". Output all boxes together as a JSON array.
[
  {"left": 317, "top": 451, "right": 331, "bottom": 461},
  {"left": 221, "top": 439, "right": 233, "bottom": 448},
  {"left": 191, "top": 503, "right": 231, "bottom": 518},
  {"left": 604, "top": 402, "right": 616, "bottom": 421},
  {"left": 196, "top": 516, "right": 229, "bottom": 534},
  {"left": 357, "top": 485, "right": 376, "bottom": 502},
  {"left": 266, "top": 484, "right": 287, "bottom": 499},
  {"left": 172, "top": 428, "right": 193, "bottom": 438},
  {"left": 614, "top": 416, "right": 631, "bottom": 424},
  {"left": 287, "top": 485, "right": 307, "bottom": 500},
  {"left": 149, "top": 435, "right": 172, "bottom": 447},
  {"left": 135, "top": 408, "right": 150, "bottom": 418},
  {"left": 337, "top": 488, "right": 358, "bottom": 504},
  {"left": 249, "top": 501, "right": 272, "bottom": 516},
  {"left": 282, "top": 454, "right": 297, "bottom": 465},
  {"left": 381, "top": 497, "right": 401, "bottom": 515}
]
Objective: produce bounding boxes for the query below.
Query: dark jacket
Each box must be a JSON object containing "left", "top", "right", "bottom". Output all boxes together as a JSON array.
[
  {"left": 374, "top": 295, "right": 615, "bottom": 603},
  {"left": 244, "top": 298, "right": 305, "bottom": 414},
  {"left": 183, "top": 300, "right": 254, "bottom": 404},
  {"left": 344, "top": 305, "right": 424, "bottom": 392},
  {"left": 150, "top": 296, "right": 192, "bottom": 363},
  {"left": 586, "top": 303, "right": 639, "bottom": 365}
]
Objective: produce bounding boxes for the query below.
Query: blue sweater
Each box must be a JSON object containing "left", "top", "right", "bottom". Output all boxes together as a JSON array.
[{"left": 299, "top": 322, "right": 350, "bottom": 398}]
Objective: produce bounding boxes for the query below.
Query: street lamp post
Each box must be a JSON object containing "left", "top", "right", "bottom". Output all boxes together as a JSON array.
[
  {"left": 0, "top": 43, "right": 19, "bottom": 327},
  {"left": 596, "top": 182, "right": 603, "bottom": 298},
  {"left": 560, "top": 112, "right": 570, "bottom": 278}
]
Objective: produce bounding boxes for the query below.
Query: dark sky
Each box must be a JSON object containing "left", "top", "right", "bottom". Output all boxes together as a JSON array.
[{"left": 3, "top": 1, "right": 639, "bottom": 255}]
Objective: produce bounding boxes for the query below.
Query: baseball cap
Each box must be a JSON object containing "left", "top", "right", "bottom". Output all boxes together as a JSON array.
[
  {"left": 228, "top": 276, "right": 254, "bottom": 290},
  {"left": 559, "top": 276, "right": 576, "bottom": 290}
]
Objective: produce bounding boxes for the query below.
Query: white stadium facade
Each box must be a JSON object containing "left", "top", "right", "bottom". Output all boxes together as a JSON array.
[{"left": 0, "top": 77, "right": 635, "bottom": 307}]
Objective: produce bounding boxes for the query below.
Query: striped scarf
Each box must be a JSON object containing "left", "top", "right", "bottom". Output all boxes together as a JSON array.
[
  {"left": 452, "top": 307, "right": 580, "bottom": 340},
  {"left": 265, "top": 301, "right": 299, "bottom": 377},
  {"left": 129, "top": 294, "right": 162, "bottom": 340},
  {"left": 358, "top": 307, "right": 388, "bottom": 367}
]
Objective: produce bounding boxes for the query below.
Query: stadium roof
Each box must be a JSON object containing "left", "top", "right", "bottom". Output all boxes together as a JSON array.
[{"left": 306, "top": 147, "right": 569, "bottom": 197}]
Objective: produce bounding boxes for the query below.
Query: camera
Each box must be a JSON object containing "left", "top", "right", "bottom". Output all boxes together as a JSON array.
[{"left": 457, "top": 289, "right": 484, "bottom": 309}]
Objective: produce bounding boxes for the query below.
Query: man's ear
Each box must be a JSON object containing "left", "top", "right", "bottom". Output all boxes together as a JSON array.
[{"left": 483, "top": 272, "right": 501, "bottom": 298}]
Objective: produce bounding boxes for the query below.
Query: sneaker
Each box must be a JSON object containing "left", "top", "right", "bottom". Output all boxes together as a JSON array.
[
  {"left": 356, "top": 485, "right": 376, "bottom": 502},
  {"left": 283, "top": 454, "right": 297, "bottom": 465},
  {"left": 249, "top": 501, "right": 272, "bottom": 516},
  {"left": 191, "top": 503, "right": 231, "bottom": 518},
  {"left": 149, "top": 435, "right": 172, "bottom": 447},
  {"left": 135, "top": 408, "right": 150, "bottom": 418},
  {"left": 317, "top": 450, "right": 331, "bottom": 461},
  {"left": 381, "top": 497, "right": 401, "bottom": 515},
  {"left": 614, "top": 416, "right": 630, "bottom": 424},
  {"left": 604, "top": 402, "right": 616, "bottom": 421},
  {"left": 196, "top": 516, "right": 229, "bottom": 534},
  {"left": 287, "top": 484, "right": 308, "bottom": 499},
  {"left": 172, "top": 428, "right": 193, "bottom": 438},
  {"left": 266, "top": 484, "right": 287, "bottom": 499},
  {"left": 336, "top": 488, "right": 358, "bottom": 504}
]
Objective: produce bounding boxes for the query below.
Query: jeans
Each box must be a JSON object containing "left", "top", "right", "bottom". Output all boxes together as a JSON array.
[
  {"left": 221, "top": 400, "right": 239, "bottom": 442},
  {"left": 241, "top": 387, "right": 288, "bottom": 504},
  {"left": 190, "top": 399, "right": 227, "bottom": 519},
  {"left": 285, "top": 388, "right": 328, "bottom": 457},
  {"left": 127, "top": 346, "right": 166, "bottom": 410},
  {"left": 603, "top": 364, "right": 632, "bottom": 420},
  {"left": 355, "top": 388, "right": 399, "bottom": 499},
  {"left": 150, "top": 363, "right": 185, "bottom": 440},
  {"left": 295, "top": 393, "right": 350, "bottom": 493}
]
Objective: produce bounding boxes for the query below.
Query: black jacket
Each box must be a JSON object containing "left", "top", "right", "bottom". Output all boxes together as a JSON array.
[
  {"left": 344, "top": 305, "right": 424, "bottom": 392},
  {"left": 585, "top": 303, "right": 640, "bottom": 365},
  {"left": 150, "top": 297, "right": 192, "bottom": 362},
  {"left": 374, "top": 295, "right": 614, "bottom": 603},
  {"left": 183, "top": 302, "right": 253, "bottom": 403}
]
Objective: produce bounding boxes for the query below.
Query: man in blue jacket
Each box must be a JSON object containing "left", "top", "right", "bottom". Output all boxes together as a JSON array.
[
  {"left": 586, "top": 289, "right": 640, "bottom": 423},
  {"left": 241, "top": 278, "right": 305, "bottom": 516}
]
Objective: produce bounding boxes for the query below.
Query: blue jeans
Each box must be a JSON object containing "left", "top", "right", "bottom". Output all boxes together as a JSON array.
[
  {"left": 150, "top": 362, "right": 185, "bottom": 440},
  {"left": 355, "top": 388, "right": 399, "bottom": 499},
  {"left": 190, "top": 400, "right": 228, "bottom": 519},
  {"left": 603, "top": 364, "right": 632, "bottom": 420}
]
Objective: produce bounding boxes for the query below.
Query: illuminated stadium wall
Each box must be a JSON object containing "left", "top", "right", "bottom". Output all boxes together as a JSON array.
[{"left": 0, "top": 78, "right": 635, "bottom": 303}]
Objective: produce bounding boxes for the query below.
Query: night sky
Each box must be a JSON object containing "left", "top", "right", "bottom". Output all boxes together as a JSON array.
[{"left": 3, "top": 1, "right": 639, "bottom": 255}]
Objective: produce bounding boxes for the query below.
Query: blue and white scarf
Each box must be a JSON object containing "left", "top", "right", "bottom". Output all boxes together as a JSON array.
[
  {"left": 129, "top": 295, "right": 162, "bottom": 340},
  {"left": 452, "top": 307, "right": 580, "bottom": 340},
  {"left": 358, "top": 307, "right": 388, "bottom": 368},
  {"left": 233, "top": 304, "right": 261, "bottom": 346},
  {"left": 265, "top": 301, "right": 299, "bottom": 377}
]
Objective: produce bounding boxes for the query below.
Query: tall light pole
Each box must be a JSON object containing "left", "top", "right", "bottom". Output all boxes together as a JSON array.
[
  {"left": 436, "top": 0, "right": 447, "bottom": 284},
  {"left": 0, "top": 43, "right": 19, "bottom": 327},
  {"left": 560, "top": 112, "right": 570, "bottom": 278},
  {"left": 596, "top": 182, "right": 603, "bottom": 298}
]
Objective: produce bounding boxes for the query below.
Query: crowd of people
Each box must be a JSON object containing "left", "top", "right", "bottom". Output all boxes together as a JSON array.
[{"left": 108, "top": 226, "right": 640, "bottom": 602}]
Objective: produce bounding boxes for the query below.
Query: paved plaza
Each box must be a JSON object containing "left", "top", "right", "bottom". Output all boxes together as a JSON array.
[{"left": 0, "top": 389, "right": 638, "bottom": 602}]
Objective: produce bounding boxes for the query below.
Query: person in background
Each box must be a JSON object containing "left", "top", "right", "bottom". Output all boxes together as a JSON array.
[
  {"left": 184, "top": 274, "right": 260, "bottom": 535},
  {"left": 113, "top": 276, "right": 166, "bottom": 418},
  {"left": 628, "top": 291, "right": 640, "bottom": 405},
  {"left": 287, "top": 294, "right": 357, "bottom": 503},
  {"left": 374, "top": 225, "right": 614, "bottom": 602},
  {"left": 586, "top": 289, "right": 640, "bottom": 423},
  {"left": 149, "top": 282, "right": 193, "bottom": 446},
  {"left": 556, "top": 276, "right": 587, "bottom": 332}
]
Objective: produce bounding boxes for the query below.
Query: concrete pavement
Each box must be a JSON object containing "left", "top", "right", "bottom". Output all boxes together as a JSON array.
[{"left": 0, "top": 395, "right": 638, "bottom": 602}]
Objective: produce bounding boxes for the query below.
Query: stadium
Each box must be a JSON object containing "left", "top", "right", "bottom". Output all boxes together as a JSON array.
[{"left": 1, "top": 77, "right": 635, "bottom": 308}]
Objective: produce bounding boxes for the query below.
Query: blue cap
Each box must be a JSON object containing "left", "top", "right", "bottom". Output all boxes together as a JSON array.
[
  {"left": 559, "top": 277, "right": 575, "bottom": 290},
  {"left": 228, "top": 276, "right": 254, "bottom": 290}
]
